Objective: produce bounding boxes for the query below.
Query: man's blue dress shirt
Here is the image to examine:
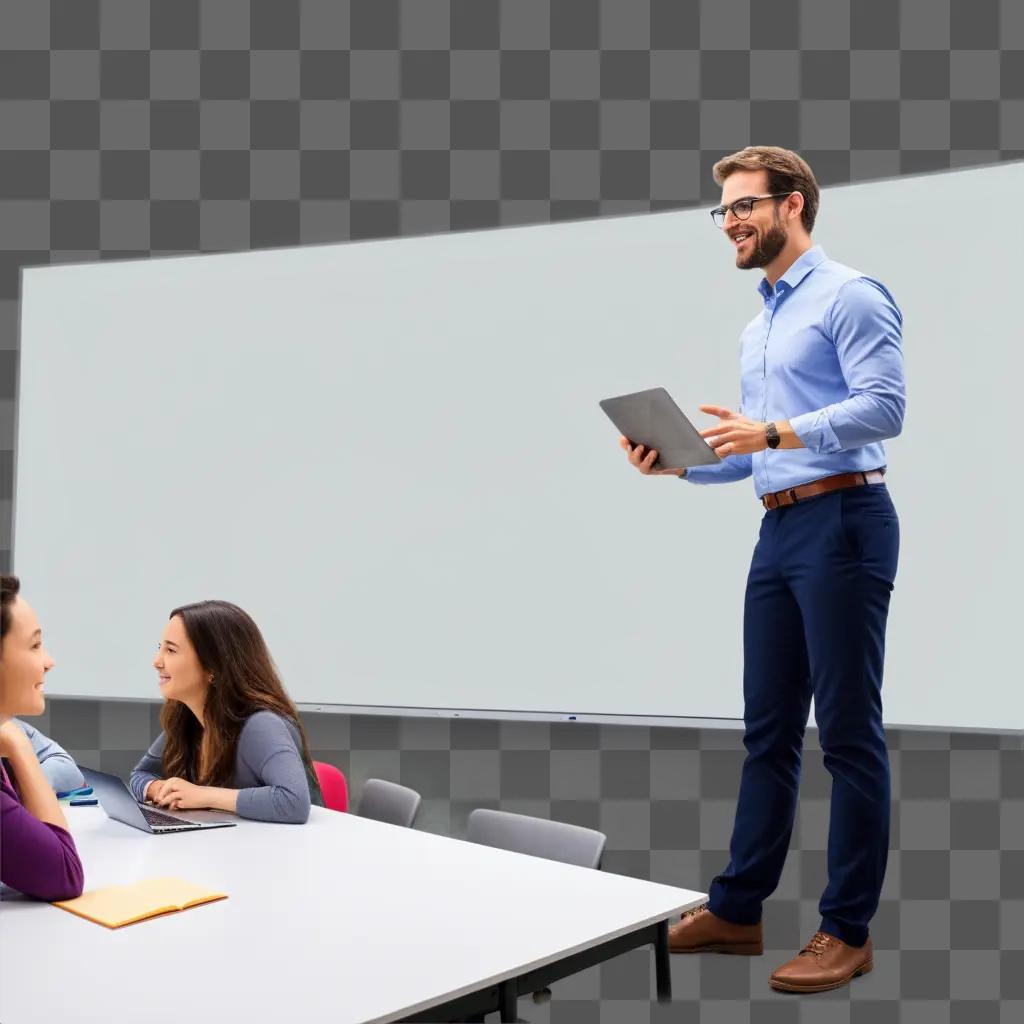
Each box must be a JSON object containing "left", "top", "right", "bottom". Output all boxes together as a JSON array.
[{"left": 685, "top": 245, "right": 905, "bottom": 498}]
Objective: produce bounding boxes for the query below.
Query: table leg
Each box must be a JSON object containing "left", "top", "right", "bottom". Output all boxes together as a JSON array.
[
  {"left": 498, "top": 979, "right": 518, "bottom": 1022},
  {"left": 655, "top": 919, "right": 672, "bottom": 1002}
]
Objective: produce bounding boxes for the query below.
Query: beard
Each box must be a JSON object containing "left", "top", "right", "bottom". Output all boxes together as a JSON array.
[{"left": 736, "top": 216, "right": 787, "bottom": 270}]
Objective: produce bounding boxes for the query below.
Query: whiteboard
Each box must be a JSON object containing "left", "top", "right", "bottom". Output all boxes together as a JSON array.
[{"left": 15, "top": 162, "right": 1023, "bottom": 731}]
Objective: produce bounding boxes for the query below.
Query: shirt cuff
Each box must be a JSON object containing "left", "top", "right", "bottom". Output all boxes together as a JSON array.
[
  {"left": 681, "top": 463, "right": 728, "bottom": 484},
  {"left": 789, "top": 410, "right": 843, "bottom": 455}
]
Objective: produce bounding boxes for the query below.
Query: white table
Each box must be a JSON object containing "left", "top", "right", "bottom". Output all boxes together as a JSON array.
[{"left": 0, "top": 806, "right": 704, "bottom": 1023}]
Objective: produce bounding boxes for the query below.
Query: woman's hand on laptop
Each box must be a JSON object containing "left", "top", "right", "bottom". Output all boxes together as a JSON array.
[
  {"left": 143, "top": 778, "right": 168, "bottom": 804},
  {"left": 154, "top": 777, "right": 240, "bottom": 814},
  {"left": 152, "top": 777, "right": 207, "bottom": 810},
  {"left": 619, "top": 436, "right": 684, "bottom": 476}
]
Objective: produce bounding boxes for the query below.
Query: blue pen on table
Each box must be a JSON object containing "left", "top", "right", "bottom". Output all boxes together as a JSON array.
[
  {"left": 57, "top": 786, "right": 93, "bottom": 800},
  {"left": 70, "top": 797, "right": 98, "bottom": 806}
]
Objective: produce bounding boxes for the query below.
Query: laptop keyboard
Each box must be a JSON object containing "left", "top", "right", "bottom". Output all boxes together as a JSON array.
[{"left": 141, "top": 806, "right": 197, "bottom": 828}]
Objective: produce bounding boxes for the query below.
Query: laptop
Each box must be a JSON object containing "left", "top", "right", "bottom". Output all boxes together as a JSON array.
[
  {"left": 599, "top": 387, "right": 721, "bottom": 471},
  {"left": 81, "top": 767, "right": 237, "bottom": 834}
]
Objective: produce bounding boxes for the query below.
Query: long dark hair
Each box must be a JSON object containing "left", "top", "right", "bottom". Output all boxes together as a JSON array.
[
  {"left": 1, "top": 574, "right": 20, "bottom": 643},
  {"left": 160, "top": 600, "right": 322, "bottom": 805}
]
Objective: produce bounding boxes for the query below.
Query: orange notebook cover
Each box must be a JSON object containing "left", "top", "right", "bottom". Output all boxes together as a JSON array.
[{"left": 53, "top": 877, "right": 227, "bottom": 928}]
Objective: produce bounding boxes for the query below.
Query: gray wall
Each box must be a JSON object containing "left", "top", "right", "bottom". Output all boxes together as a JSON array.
[{"left": 3, "top": 3, "right": 1022, "bottom": 1021}]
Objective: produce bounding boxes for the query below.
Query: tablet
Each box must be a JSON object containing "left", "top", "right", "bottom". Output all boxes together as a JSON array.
[{"left": 599, "top": 387, "right": 721, "bottom": 470}]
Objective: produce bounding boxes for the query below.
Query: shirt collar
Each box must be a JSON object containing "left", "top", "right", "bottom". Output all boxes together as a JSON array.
[{"left": 757, "top": 244, "right": 827, "bottom": 303}]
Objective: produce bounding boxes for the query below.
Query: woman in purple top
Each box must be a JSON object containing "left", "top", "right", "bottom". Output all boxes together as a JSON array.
[{"left": 0, "top": 575, "right": 84, "bottom": 901}]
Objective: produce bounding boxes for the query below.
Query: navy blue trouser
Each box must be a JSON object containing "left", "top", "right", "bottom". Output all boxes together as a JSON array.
[{"left": 708, "top": 482, "right": 900, "bottom": 948}]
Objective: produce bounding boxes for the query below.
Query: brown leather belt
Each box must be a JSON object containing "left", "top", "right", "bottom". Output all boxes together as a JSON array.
[{"left": 761, "top": 469, "right": 886, "bottom": 510}]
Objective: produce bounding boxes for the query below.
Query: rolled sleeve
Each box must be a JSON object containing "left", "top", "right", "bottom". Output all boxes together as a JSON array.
[
  {"left": 794, "top": 277, "right": 906, "bottom": 454},
  {"left": 788, "top": 409, "right": 843, "bottom": 455}
]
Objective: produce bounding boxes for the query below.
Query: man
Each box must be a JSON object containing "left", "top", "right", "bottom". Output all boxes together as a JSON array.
[
  {"left": 12, "top": 719, "right": 85, "bottom": 793},
  {"left": 622, "top": 146, "right": 904, "bottom": 993}
]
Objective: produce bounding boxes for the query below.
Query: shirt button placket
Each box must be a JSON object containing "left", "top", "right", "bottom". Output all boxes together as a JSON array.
[{"left": 761, "top": 302, "right": 774, "bottom": 493}]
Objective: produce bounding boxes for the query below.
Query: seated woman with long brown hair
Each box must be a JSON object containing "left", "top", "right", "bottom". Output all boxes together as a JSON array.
[
  {"left": 129, "top": 600, "right": 323, "bottom": 823},
  {"left": 0, "top": 575, "right": 84, "bottom": 900}
]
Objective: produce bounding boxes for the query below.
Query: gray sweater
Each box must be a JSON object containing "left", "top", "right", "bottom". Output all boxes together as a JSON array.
[
  {"left": 14, "top": 719, "right": 86, "bottom": 793},
  {"left": 129, "top": 711, "right": 316, "bottom": 824}
]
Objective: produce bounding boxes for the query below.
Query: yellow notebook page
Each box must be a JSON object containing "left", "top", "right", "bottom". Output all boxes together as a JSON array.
[{"left": 54, "top": 877, "right": 227, "bottom": 928}]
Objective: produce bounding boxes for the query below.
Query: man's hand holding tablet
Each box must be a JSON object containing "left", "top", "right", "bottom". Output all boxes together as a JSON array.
[
  {"left": 602, "top": 387, "right": 722, "bottom": 477},
  {"left": 619, "top": 435, "right": 690, "bottom": 476}
]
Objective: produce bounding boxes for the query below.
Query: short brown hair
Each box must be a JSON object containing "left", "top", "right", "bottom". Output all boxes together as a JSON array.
[{"left": 712, "top": 146, "right": 820, "bottom": 233}]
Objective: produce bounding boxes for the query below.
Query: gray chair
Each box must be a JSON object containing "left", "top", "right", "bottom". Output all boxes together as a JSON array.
[
  {"left": 465, "top": 809, "right": 608, "bottom": 1018},
  {"left": 357, "top": 778, "right": 421, "bottom": 828},
  {"left": 465, "top": 808, "right": 606, "bottom": 870}
]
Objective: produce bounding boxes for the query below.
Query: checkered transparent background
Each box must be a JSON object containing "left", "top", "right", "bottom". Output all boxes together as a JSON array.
[{"left": 2, "top": 3, "right": 1023, "bottom": 1021}]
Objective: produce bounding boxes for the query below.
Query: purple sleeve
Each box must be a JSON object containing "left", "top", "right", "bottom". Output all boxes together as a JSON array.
[{"left": 1, "top": 767, "right": 84, "bottom": 902}]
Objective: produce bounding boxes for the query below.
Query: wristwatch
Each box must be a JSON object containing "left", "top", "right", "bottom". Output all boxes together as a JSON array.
[{"left": 765, "top": 422, "right": 781, "bottom": 450}]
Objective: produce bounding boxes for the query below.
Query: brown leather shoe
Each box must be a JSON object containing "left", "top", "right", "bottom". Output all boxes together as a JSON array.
[
  {"left": 668, "top": 904, "right": 764, "bottom": 955},
  {"left": 769, "top": 932, "right": 873, "bottom": 993}
]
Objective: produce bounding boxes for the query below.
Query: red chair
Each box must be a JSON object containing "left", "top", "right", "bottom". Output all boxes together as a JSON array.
[{"left": 313, "top": 761, "right": 349, "bottom": 813}]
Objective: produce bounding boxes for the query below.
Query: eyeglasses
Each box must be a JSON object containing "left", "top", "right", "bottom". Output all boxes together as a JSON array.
[{"left": 709, "top": 193, "right": 793, "bottom": 229}]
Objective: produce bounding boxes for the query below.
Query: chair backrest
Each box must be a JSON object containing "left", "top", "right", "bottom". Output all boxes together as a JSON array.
[
  {"left": 466, "top": 809, "right": 606, "bottom": 870},
  {"left": 313, "top": 760, "right": 349, "bottom": 813},
  {"left": 357, "top": 778, "right": 421, "bottom": 828}
]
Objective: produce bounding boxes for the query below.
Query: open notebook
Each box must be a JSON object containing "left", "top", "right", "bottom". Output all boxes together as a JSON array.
[{"left": 53, "top": 878, "right": 227, "bottom": 928}]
